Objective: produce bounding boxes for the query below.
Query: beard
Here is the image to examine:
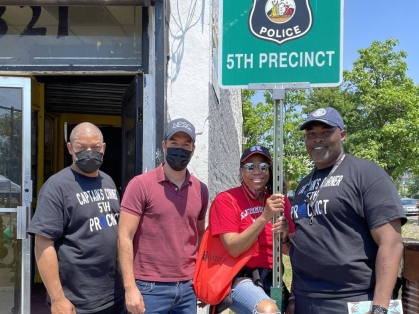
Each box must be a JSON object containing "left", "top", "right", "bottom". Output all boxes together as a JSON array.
[{"left": 309, "top": 147, "right": 342, "bottom": 168}]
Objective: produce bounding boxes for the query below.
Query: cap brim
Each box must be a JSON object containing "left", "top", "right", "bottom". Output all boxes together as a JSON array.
[
  {"left": 241, "top": 151, "right": 272, "bottom": 162},
  {"left": 300, "top": 119, "right": 339, "bottom": 130},
  {"left": 165, "top": 130, "right": 195, "bottom": 142}
]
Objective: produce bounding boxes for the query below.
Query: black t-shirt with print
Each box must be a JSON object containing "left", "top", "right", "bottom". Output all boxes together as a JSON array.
[
  {"left": 290, "top": 154, "right": 406, "bottom": 298},
  {"left": 28, "top": 167, "right": 123, "bottom": 313}
]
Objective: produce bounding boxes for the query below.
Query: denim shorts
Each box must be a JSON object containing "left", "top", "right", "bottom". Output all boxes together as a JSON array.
[
  {"left": 135, "top": 279, "right": 197, "bottom": 314},
  {"left": 230, "top": 279, "right": 279, "bottom": 314}
]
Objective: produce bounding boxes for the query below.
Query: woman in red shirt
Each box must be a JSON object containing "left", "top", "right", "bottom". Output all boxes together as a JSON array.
[{"left": 209, "top": 145, "right": 294, "bottom": 314}]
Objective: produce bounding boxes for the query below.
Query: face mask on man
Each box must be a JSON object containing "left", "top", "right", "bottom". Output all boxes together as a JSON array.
[
  {"left": 75, "top": 150, "right": 103, "bottom": 173},
  {"left": 166, "top": 147, "right": 192, "bottom": 171}
]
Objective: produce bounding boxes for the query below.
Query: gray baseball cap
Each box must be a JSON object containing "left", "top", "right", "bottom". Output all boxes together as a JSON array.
[{"left": 165, "top": 118, "right": 196, "bottom": 142}]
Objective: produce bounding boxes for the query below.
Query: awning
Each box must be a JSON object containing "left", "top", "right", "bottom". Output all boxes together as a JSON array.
[{"left": 0, "top": 0, "right": 152, "bottom": 5}]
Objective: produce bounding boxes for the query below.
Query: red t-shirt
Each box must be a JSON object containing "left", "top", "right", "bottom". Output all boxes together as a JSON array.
[
  {"left": 121, "top": 164, "right": 209, "bottom": 281},
  {"left": 209, "top": 186, "right": 294, "bottom": 269}
]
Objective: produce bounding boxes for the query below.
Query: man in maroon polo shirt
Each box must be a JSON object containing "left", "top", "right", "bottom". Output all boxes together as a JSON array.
[{"left": 118, "top": 118, "right": 209, "bottom": 314}]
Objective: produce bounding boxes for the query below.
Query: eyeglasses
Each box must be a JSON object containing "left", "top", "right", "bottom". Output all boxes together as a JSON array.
[{"left": 242, "top": 162, "right": 269, "bottom": 173}]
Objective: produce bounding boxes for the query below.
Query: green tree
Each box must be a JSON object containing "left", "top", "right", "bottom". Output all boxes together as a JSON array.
[
  {"left": 406, "top": 175, "right": 419, "bottom": 199},
  {"left": 242, "top": 89, "right": 273, "bottom": 147},
  {"left": 242, "top": 89, "right": 311, "bottom": 191},
  {"left": 304, "top": 39, "right": 419, "bottom": 180},
  {"left": 243, "top": 38, "right": 419, "bottom": 189}
]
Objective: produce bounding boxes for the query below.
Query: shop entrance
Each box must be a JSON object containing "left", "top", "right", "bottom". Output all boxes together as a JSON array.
[
  {"left": 36, "top": 74, "right": 143, "bottom": 195},
  {"left": 0, "top": 74, "right": 144, "bottom": 313}
]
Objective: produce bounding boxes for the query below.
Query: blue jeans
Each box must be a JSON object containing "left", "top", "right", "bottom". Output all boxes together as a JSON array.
[
  {"left": 230, "top": 279, "right": 279, "bottom": 314},
  {"left": 135, "top": 279, "right": 197, "bottom": 314}
]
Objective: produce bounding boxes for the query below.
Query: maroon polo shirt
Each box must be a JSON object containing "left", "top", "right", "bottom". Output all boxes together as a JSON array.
[{"left": 121, "top": 163, "right": 208, "bottom": 281}]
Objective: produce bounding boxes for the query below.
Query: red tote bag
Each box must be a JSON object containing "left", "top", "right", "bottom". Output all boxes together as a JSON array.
[{"left": 193, "top": 193, "right": 258, "bottom": 305}]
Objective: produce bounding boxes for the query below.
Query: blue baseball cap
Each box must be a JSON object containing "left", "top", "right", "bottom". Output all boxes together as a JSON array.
[
  {"left": 300, "top": 108, "right": 344, "bottom": 130},
  {"left": 240, "top": 145, "right": 272, "bottom": 163}
]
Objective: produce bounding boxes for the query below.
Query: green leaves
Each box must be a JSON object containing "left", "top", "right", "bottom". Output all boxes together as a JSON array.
[
  {"left": 242, "top": 38, "right": 419, "bottom": 191},
  {"left": 242, "top": 89, "right": 310, "bottom": 191},
  {"left": 342, "top": 39, "right": 419, "bottom": 179}
]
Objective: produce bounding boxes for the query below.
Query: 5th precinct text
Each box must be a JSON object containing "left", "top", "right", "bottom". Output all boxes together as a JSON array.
[{"left": 225, "top": 50, "right": 336, "bottom": 69}]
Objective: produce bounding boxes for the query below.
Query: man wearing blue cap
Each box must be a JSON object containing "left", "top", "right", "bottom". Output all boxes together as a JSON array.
[
  {"left": 118, "top": 118, "right": 209, "bottom": 314},
  {"left": 283, "top": 108, "right": 406, "bottom": 314}
]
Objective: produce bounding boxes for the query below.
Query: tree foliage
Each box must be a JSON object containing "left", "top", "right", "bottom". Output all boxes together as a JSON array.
[
  {"left": 406, "top": 175, "right": 419, "bottom": 199},
  {"left": 243, "top": 38, "right": 419, "bottom": 191},
  {"left": 304, "top": 39, "right": 419, "bottom": 180},
  {"left": 344, "top": 39, "right": 419, "bottom": 179},
  {"left": 242, "top": 89, "right": 273, "bottom": 147},
  {"left": 242, "top": 89, "right": 311, "bottom": 191}
]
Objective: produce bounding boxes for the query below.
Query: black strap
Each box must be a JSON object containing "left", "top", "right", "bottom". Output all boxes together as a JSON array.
[
  {"left": 236, "top": 267, "right": 271, "bottom": 289},
  {"left": 251, "top": 268, "right": 263, "bottom": 288}
]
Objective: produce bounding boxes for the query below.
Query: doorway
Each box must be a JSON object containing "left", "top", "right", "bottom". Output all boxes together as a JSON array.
[
  {"left": 0, "top": 74, "right": 144, "bottom": 313},
  {"left": 35, "top": 74, "right": 142, "bottom": 195}
]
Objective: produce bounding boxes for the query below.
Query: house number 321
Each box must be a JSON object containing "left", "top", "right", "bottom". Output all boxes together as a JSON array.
[{"left": 0, "top": 6, "right": 69, "bottom": 38}]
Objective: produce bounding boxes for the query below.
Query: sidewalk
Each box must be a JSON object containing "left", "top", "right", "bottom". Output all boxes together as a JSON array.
[{"left": 0, "top": 286, "right": 16, "bottom": 314}]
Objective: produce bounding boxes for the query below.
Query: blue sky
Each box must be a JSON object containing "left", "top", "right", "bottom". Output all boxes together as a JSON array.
[{"left": 252, "top": 0, "right": 419, "bottom": 103}]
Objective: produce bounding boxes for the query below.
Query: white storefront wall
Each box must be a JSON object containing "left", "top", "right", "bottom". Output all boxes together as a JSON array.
[
  {"left": 167, "top": 0, "right": 243, "bottom": 203},
  {"left": 161, "top": 1, "right": 242, "bottom": 312}
]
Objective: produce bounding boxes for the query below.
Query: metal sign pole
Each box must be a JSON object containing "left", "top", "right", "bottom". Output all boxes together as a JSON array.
[
  {"left": 270, "top": 88, "right": 285, "bottom": 311},
  {"left": 248, "top": 83, "right": 310, "bottom": 312}
]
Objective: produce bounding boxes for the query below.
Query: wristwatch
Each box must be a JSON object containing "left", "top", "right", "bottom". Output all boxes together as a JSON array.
[{"left": 371, "top": 305, "right": 388, "bottom": 314}]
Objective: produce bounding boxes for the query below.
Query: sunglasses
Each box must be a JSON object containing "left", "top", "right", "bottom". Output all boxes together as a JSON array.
[{"left": 242, "top": 162, "right": 269, "bottom": 173}]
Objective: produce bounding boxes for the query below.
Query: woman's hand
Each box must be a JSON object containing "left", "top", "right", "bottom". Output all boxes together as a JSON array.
[
  {"left": 272, "top": 215, "right": 289, "bottom": 234},
  {"left": 264, "top": 193, "right": 285, "bottom": 220}
]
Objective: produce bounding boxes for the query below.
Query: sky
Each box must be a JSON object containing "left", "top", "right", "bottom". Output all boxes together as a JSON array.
[{"left": 251, "top": 0, "right": 419, "bottom": 103}]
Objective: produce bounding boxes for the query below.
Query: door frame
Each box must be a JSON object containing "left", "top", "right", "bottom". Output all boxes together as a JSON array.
[
  {"left": 0, "top": 76, "right": 32, "bottom": 314},
  {"left": 121, "top": 74, "right": 143, "bottom": 195}
]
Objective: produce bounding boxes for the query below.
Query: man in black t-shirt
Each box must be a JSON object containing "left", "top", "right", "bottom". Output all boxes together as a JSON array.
[
  {"left": 28, "top": 122, "right": 125, "bottom": 314},
  {"left": 282, "top": 108, "right": 406, "bottom": 314}
]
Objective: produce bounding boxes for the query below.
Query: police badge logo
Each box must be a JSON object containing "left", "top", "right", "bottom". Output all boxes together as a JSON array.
[
  {"left": 249, "top": 0, "right": 313, "bottom": 45},
  {"left": 312, "top": 108, "right": 327, "bottom": 117}
]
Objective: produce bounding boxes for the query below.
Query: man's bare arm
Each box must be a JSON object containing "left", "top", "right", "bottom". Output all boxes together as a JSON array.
[
  {"left": 34, "top": 234, "right": 75, "bottom": 314},
  {"left": 370, "top": 219, "right": 404, "bottom": 309},
  {"left": 117, "top": 211, "right": 143, "bottom": 314}
]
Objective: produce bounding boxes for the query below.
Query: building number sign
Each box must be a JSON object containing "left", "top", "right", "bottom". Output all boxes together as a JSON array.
[
  {"left": 0, "top": 5, "right": 143, "bottom": 71},
  {"left": 0, "top": 6, "right": 69, "bottom": 38}
]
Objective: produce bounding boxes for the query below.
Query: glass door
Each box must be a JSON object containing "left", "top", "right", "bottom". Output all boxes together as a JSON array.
[{"left": 0, "top": 77, "right": 32, "bottom": 314}]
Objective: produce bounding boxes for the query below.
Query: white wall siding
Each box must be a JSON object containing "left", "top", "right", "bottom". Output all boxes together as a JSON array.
[
  {"left": 167, "top": 0, "right": 242, "bottom": 199},
  {"left": 208, "top": 0, "right": 243, "bottom": 201},
  {"left": 167, "top": 1, "right": 242, "bottom": 313},
  {"left": 167, "top": 0, "right": 211, "bottom": 185},
  {"left": 208, "top": 89, "right": 243, "bottom": 201}
]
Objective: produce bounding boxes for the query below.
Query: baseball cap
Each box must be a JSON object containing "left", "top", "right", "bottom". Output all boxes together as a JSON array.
[
  {"left": 240, "top": 145, "right": 272, "bottom": 163},
  {"left": 299, "top": 107, "right": 344, "bottom": 130},
  {"left": 165, "top": 118, "right": 196, "bottom": 142}
]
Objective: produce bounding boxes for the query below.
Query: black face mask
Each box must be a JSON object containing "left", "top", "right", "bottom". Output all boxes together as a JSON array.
[
  {"left": 75, "top": 150, "right": 103, "bottom": 174},
  {"left": 166, "top": 147, "right": 192, "bottom": 171}
]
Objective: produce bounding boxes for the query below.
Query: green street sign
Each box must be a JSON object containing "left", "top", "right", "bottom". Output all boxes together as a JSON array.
[{"left": 218, "top": 0, "right": 344, "bottom": 88}]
